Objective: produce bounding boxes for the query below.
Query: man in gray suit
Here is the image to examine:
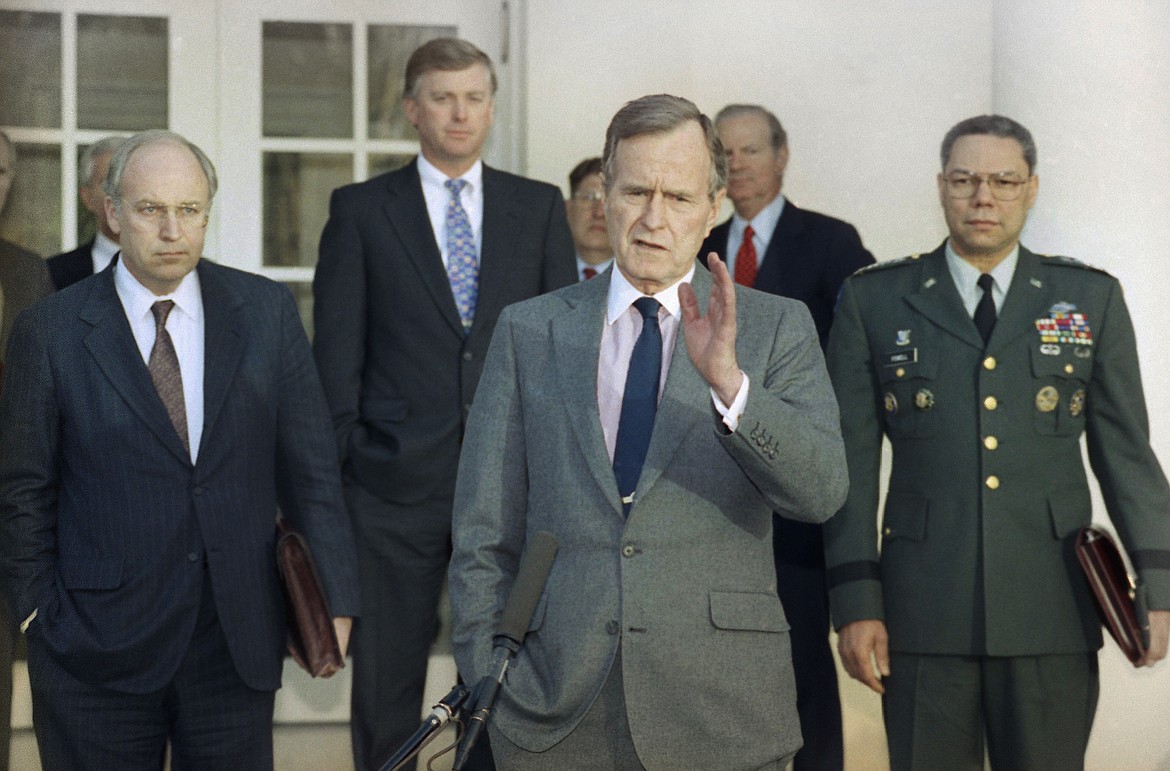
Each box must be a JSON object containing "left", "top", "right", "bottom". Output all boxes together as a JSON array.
[{"left": 450, "top": 94, "right": 848, "bottom": 769}]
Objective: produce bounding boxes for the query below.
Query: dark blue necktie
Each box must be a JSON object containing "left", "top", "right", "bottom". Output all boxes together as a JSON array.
[{"left": 613, "top": 297, "right": 662, "bottom": 515}]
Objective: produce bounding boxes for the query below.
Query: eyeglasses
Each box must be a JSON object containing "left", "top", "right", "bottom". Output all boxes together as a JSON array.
[
  {"left": 943, "top": 172, "right": 1030, "bottom": 201},
  {"left": 124, "top": 201, "right": 209, "bottom": 227},
  {"left": 571, "top": 190, "right": 604, "bottom": 204}
]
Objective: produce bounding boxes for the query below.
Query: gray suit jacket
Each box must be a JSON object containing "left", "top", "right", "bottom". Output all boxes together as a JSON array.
[{"left": 449, "top": 265, "right": 848, "bottom": 769}]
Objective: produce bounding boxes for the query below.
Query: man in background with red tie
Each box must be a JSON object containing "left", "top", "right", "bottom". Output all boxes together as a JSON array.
[
  {"left": 698, "top": 103, "right": 873, "bottom": 771},
  {"left": 565, "top": 157, "right": 613, "bottom": 281}
]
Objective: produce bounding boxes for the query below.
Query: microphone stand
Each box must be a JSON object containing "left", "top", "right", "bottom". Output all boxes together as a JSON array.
[{"left": 379, "top": 683, "right": 469, "bottom": 771}]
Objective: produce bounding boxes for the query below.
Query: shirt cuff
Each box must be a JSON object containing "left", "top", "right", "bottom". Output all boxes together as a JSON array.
[
  {"left": 711, "top": 372, "right": 750, "bottom": 432},
  {"left": 20, "top": 608, "right": 37, "bottom": 634}
]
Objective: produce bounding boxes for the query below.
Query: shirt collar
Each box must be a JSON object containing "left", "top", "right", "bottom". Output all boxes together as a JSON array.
[
  {"left": 92, "top": 232, "right": 120, "bottom": 268},
  {"left": 945, "top": 240, "right": 1019, "bottom": 293},
  {"left": 606, "top": 262, "right": 696, "bottom": 324},
  {"left": 417, "top": 153, "right": 484, "bottom": 193},
  {"left": 114, "top": 257, "right": 203, "bottom": 323},
  {"left": 731, "top": 193, "right": 786, "bottom": 244}
]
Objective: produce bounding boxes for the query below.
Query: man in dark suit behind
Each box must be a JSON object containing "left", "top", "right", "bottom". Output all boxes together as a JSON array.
[
  {"left": 0, "top": 127, "right": 53, "bottom": 771},
  {"left": 698, "top": 104, "right": 874, "bottom": 770},
  {"left": 46, "top": 135, "right": 124, "bottom": 290},
  {"left": 312, "top": 37, "right": 576, "bottom": 771},
  {"left": 0, "top": 130, "right": 360, "bottom": 770}
]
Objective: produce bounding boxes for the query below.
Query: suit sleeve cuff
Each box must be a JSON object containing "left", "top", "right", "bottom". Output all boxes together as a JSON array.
[{"left": 711, "top": 372, "right": 750, "bottom": 432}]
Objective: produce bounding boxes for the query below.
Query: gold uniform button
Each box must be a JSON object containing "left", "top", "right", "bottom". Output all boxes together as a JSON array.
[
  {"left": 883, "top": 527, "right": 892, "bottom": 536},
  {"left": 984, "top": 436, "right": 998, "bottom": 450},
  {"left": 985, "top": 475, "right": 1000, "bottom": 490},
  {"left": 983, "top": 396, "right": 998, "bottom": 410},
  {"left": 983, "top": 356, "right": 997, "bottom": 370},
  {"left": 1064, "top": 363, "right": 1075, "bottom": 374},
  {"left": 895, "top": 367, "right": 906, "bottom": 378}
]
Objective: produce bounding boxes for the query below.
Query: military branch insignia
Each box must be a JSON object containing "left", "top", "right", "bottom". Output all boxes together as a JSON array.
[
  {"left": 1070, "top": 389, "right": 1086, "bottom": 417},
  {"left": 884, "top": 392, "right": 899, "bottom": 414},
  {"left": 1036, "top": 302, "right": 1093, "bottom": 347},
  {"left": 914, "top": 389, "right": 935, "bottom": 411},
  {"left": 1035, "top": 386, "right": 1059, "bottom": 413}
]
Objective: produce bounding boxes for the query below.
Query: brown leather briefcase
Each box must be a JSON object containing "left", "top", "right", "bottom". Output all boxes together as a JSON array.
[
  {"left": 276, "top": 517, "right": 344, "bottom": 677},
  {"left": 1075, "top": 525, "right": 1147, "bottom": 665}
]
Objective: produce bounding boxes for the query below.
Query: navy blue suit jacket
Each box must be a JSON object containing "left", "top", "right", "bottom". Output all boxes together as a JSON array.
[
  {"left": 699, "top": 201, "right": 874, "bottom": 349},
  {"left": 0, "top": 258, "right": 360, "bottom": 693},
  {"left": 46, "top": 240, "right": 96, "bottom": 290}
]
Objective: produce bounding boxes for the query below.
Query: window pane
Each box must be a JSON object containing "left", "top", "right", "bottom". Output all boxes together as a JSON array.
[
  {"left": 367, "top": 25, "right": 455, "bottom": 140},
  {"left": 284, "top": 281, "right": 314, "bottom": 339},
  {"left": 263, "top": 152, "right": 351, "bottom": 267},
  {"left": 77, "top": 15, "right": 168, "bottom": 131},
  {"left": 263, "top": 22, "right": 353, "bottom": 139},
  {"left": 0, "top": 143, "right": 62, "bottom": 257},
  {"left": 0, "top": 11, "right": 62, "bottom": 128},
  {"left": 368, "top": 153, "right": 414, "bottom": 179}
]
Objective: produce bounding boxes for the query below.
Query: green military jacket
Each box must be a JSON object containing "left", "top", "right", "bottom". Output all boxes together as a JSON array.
[{"left": 824, "top": 243, "right": 1170, "bottom": 656}]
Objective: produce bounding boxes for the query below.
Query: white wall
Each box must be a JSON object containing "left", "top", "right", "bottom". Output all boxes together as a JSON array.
[{"left": 526, "top": 2, "right": 1170, "bottom": 769}]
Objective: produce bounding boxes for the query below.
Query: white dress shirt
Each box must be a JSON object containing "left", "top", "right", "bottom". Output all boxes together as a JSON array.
[
  {"left": 114, "top": 260, "right": 205, "bottom": 462},
  {"left": 725, "top": 193, "right": 786, "bottom": 275},
  {"left": 91, "top": 231, "right": 119, "bottom": 275},
  {"left": 417, "top": 154, "right": 484, "bottom": 269}
]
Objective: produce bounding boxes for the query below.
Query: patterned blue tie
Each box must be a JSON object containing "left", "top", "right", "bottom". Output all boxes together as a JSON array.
[
  {"left": 445, "top": 178, "right": 479, "bottom": 332},
  {"left": 613, "top": 297, "right": 662, "bottom": 515}
]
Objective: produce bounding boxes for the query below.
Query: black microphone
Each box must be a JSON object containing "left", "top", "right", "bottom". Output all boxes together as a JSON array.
[
  {"left": 378, "top": 683, "right": 469, "bottom": 771},
  {"left": 451, "top": 531, "right": 559, "bottom": 771}
]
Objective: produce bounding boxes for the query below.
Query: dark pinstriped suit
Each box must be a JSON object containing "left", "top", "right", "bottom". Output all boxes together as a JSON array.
[{"left": 0, "top": 258, "right": 360, "bottom": 764}]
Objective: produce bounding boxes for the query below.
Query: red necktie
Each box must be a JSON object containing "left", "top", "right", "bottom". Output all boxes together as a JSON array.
[
  {"left": 583, "top": 267, "right": 597, "bottom": 280},
  {"left": 734, "top": 225, "right": 757, "bottom": 286}
]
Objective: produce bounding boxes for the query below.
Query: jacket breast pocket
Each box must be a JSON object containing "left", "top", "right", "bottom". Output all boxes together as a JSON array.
[
  {"left": 709, "top": 591, "right": 789, "bottom": 633},
  {"left": 1030, "top": 347, "right": 1089, "bottom": 437},
  {"left": 877, "top": 347, "right": 940, "bottom": 438},
  {"left": 57, "top": 556, "right": 124, "bottom": 591}
]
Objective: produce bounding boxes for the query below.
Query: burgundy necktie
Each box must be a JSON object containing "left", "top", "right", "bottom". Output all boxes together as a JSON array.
[
  {"left": 149, "top": 300, "right": 189, "bottom": 453},
  {"left": 734, "top": 225, "right": 757, "bottom": 286},
  {"left": 583, "top": 267, "right": 598, "bottom": 280}
]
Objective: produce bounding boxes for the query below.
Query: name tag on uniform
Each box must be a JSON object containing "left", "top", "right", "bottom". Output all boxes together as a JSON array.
[{"left": 882, "top": 349, "right": 918, "bottom": 368}]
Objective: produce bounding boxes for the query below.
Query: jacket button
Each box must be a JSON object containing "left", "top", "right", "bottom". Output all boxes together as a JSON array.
[
  {"left": 984, "top": 436, "right": 998, "bottom": 450},
  {"left": 463, "top": 351, "right": 474, "bottom": 361},
  {"left": 187, "top": 552, "right": 199, "bottom": 562},
  {"left": 985, "top": 475, "right": 1000, "bottom": 490},
  {"left": 983, "top": 396, "right": 998, "bottom": 410},
  {"left": 983, "top": 356, "right": 997, "bottom": 370},
  {"left": 895, "top": 367, "right": 905, "bottom": 378},
  {"left": 1064, "top": 363, "right": 1074, "bottom": 374},
  {"left": 606, "top": 620, "right": 619, "bottom": 635},
  {"left": 622, "top": 544, "right": 635, "bottom": 557}
]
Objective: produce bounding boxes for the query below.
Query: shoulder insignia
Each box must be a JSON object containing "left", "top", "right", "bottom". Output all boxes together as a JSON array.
[
  {"left": 853, "top": 254, "right": 921, "bottom": 276},
  {"left": 1038, "top": 254, "right": 1112, "bottom": 276}
]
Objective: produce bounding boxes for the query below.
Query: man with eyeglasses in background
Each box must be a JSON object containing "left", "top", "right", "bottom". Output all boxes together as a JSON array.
[
  {"left": 824, "top": 114, "right": 1170, "bottom": 770},
  {"left": 565, "top": 157, "right": 613, "bottom": 281}
]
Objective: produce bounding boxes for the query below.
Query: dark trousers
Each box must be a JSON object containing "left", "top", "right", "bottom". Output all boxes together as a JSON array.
[
  {"left": 28, "top": 573, "right": 275, "bottom": 771},
  {"left": 883, "top": 652, "right": 1099, "bottom": 771},
  {"left": 773, "top": 516, "right": 843, "bottom": 771},
  {"left": 345, "top": 483, "right": 494, "bottom": 771}
]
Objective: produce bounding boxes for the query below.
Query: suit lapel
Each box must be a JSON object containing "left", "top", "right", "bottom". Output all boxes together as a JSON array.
[
  {"left": 987, "top": 247, "right": 1049, "bottom": 351},
  {"left": 80, "top": 265, "right": 191, "bottom": 465},
  {"left": 754, "top": 202, "right": 803, "bottom": 291},
  {"left": 382, "top": 161, "right": 464, "bottom": 336},
  {"left": 473, "top": 167, "right": 523, "bottom": 345},
  {"left": 552, "top": 277, "right": 621, "bottom": 513},
  {"left": 905, "top": 245, "right": 985, "bottom": 350},
  {"left": 198, "top": 261, "right": 246, "bottom": 459}
]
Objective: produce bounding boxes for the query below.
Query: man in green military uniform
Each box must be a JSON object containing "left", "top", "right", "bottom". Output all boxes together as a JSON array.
[{"left": 824, "top": 114, "right": 1170, "bottom": 770}]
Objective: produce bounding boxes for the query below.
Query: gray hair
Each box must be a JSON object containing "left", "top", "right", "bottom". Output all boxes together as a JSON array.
[
  {"left": 941, "top": 115, "right": 1037, "bottom": 174},
  {"left": 714, "top": 104, "right": 787, "bottom": 151},
  {"left": 602, "top": 94, "right": 727, "bottom": 201},
  {"left": 104, "top": 130, "right": 218, "bottom": 211},
  {"left": 404, "top": 37, "right": 497, "bottom": 99},
  {"left": 79, "top": 136, "right": 125, "bottom": 188}
]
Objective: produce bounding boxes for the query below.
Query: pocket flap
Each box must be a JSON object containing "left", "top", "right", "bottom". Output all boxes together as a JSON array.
[{"left": 709, "top": 590, "right": 789, "bottom": 632}]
